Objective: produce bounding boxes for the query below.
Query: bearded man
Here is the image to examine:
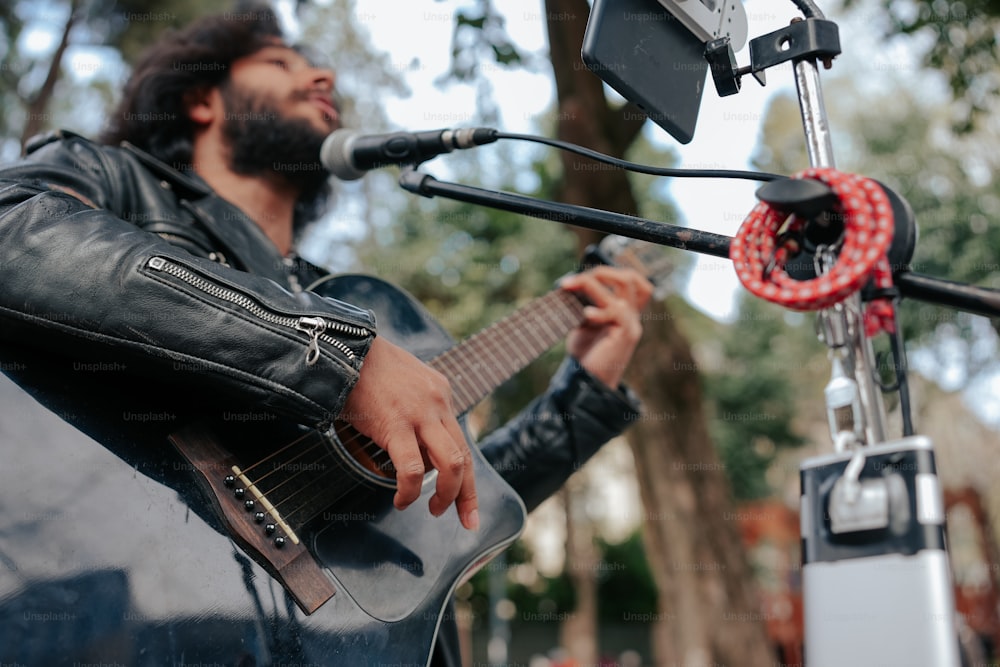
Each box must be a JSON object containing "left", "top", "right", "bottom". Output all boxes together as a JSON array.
[{"left": 0, "top": 8, "right": 651, "bottom": 666}]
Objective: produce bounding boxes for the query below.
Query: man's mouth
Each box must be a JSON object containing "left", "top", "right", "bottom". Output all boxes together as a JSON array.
[{"left": 310, "top": 95, "right": 339, "bottom": 124}]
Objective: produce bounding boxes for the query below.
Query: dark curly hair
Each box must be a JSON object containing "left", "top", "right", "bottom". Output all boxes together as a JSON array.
[{"left": 99, "top": 8, "right": 284, "bottom": 169}]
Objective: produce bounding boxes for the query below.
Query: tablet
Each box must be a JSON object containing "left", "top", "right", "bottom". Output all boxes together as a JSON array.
[{"left": 582, "top": 0, "right": 709, "bottom": 144}]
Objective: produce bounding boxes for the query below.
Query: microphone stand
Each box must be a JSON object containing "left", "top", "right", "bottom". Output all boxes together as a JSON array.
[
  {"left": 400, "top": 165, "right": 995, "bottom": 667},
  {"left": 396, "top": 6, "right": 997, "bottom": 666},
  {"left": 398, "top": 169, "right": 1000, "bottom": 320}
]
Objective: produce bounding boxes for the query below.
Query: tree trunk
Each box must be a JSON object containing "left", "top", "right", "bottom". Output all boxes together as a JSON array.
[
  {"left": 19, "top": 0, "right": 80, "bottom": 153},
  {"left": 543, "top": 2, "right": 776, "bottom": 665},
  {"left": 558, "top": 485, "right": 599, "bottom": 666},
  {"left": 624, "top": 316, "right": 776, "bottom": 667}
]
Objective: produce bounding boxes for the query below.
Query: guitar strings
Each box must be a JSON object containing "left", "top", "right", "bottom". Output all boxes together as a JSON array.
[
  {"left": 265, "top": 436, "right": 364, "bottom": 524},
  {"left": 246, "top": 294, "right": 588, "bottom": 525},
  {"left": 239, "top": 437, "right": 379, "bottom": 523},
  {"left": 235, "top": 289, "right": 589, "bottom": 528},
  {"left": 242, "top": 326, "right": 506, "bottom": 490},
  {"left": 238, "top": 427, "right": 318, "bottom": 477},
  {"left": 254, "top": 290, "right": 580, "bottom": 500}
]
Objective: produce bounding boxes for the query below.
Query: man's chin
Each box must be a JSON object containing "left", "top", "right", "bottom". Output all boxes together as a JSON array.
[
  {"left": 318, "top": 113, "right": 341, "bottom": 135},
  {"left": 299, "top": 105, "right": 339, "bottom": 135}
]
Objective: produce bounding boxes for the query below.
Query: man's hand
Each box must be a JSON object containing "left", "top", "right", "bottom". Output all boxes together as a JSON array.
[
  {"left": 558, "top": 266, "right": 654, "bottom": 388},
  {"left": 340, "top": 336, "right": 479, "bottom": 531}
]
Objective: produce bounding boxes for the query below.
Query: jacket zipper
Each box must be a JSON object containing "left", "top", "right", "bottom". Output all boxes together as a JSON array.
[{"left": 146, "top": 256, "right": 369, "bottom": 365}]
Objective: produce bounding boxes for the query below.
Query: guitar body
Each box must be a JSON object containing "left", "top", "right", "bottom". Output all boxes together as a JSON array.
[{"left": 0, "top": 274, "right": 526, "bottom": 666}]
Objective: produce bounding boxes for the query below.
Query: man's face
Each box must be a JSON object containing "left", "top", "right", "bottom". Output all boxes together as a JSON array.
[
  {"left": 228, "top": 44, "right": 340, "bottom": 135},
  {"left": 218, "top": 44, "right": 340, "bottom": 190}
]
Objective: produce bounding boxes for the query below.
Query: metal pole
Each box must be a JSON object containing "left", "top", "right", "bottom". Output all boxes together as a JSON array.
[
  {"left": 793, "top": 58, "right": 888, "bottom": 444},
  {"left": 487, "top": 552, "right": 510, "bottom": 667},
  {"left": 793, "top": 59, "right": 836, "bottom": 168}
]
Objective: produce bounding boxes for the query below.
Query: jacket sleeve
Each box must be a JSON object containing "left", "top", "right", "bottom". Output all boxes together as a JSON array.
[
  {"left": 478, "top": 357, "right": 642, "bottom": 512},
  {"left": 0, "top": 137, "right": 375, "bottom": 427}
]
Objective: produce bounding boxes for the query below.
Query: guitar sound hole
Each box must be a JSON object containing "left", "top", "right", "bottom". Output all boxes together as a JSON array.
[{"left": 332, "top": 421, "right": 397, "bottom": 481}]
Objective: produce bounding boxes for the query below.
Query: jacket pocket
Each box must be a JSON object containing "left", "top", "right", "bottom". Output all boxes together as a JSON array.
[{"left": 143, "top": 255, "right": 372, "bottom": 366}]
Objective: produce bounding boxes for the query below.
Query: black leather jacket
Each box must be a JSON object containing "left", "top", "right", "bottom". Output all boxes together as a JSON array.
[{"left": 0, "top": 131, "right": 640, "bottom": 666}]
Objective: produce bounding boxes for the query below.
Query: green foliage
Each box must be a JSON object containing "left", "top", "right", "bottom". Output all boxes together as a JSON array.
[
  {"left": 753, "top": 82, "right": 1000, "bottom": 385},
  {"left": 464, "top": 529, "right": 659, "bottom": 629},
  {"left": 595, "top": 531, "right": 658, "bottom": 622},
  {"left": 702, "top": 297, "right": 810, "bottom": 500},
  {"left": 444, "top": 1, "right": 528, "bottom": 83},
  {"left": 89, "top": 0, "right": 231, "bottom": 64},
  {"left": 843, "top": 0, "right": 1000, "bottom": 131},
  {"left": 828, "top": 85, "right": 1000, "bottom": 293},
  {"left": 0, "top": 4, "right": 26, "bottom": 155},
  {"left": 0, "top": 0, "right": 237, "bottom": 158},
  {"left": 460, "top": 540, "right": 566, "bottom": 625},
  {"left": 298, "top": 0, "right": 409, "bottom": 131},
  {"left": 357, "top": 193, "right": 578, "bottom": 339}
]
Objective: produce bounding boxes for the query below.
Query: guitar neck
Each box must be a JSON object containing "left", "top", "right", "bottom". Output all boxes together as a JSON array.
[{"left": 430, "top": 289, "right": 586, "bottom": 414}]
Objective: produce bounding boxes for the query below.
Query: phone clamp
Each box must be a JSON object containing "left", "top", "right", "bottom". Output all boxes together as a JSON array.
[{"left": 706, "top": 18, "right": 842, "bottom": 97}]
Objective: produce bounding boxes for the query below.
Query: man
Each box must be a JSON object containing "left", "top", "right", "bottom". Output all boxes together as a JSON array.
[{"left": 0, "top": 8, "right": 651, "bottom": 666}]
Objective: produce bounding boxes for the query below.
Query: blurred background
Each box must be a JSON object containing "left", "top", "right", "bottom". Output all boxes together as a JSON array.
[{"left": 2, "top": 0, "right": 999, "bottom": 664}]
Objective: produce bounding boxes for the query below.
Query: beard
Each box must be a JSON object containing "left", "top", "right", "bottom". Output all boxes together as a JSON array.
[{"left": 219, "top": 82, "right": 332, "bottom": 235}]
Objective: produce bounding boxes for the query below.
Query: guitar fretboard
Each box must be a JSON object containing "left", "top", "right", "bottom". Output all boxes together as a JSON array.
[{"left": 429, "top": 289, "right": 587, "bottom": 414}]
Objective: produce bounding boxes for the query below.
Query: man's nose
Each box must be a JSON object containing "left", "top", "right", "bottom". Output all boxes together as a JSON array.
[{"left": 309, "top": 66, "right": 335, "bottom": 92}]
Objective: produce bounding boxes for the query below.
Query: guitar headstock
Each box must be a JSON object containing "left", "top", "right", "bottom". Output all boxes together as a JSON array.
[{"left": 587, "top": 234, "right": 675, "bottom": 300}]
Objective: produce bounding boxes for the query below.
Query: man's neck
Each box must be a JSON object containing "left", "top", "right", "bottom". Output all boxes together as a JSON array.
[{"left": 192, "top": 139, "right": 298, "bottom": 256}]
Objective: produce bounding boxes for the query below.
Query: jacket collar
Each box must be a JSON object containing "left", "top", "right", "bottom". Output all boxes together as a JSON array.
[
  {"left": 120, "top": 141, "right": 215, "bottom": 200},
  {"left": 120, "top": 142, "right": 293, "bottom": 285}
]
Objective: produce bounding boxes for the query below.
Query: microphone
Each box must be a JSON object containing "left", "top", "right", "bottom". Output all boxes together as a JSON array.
[{"left": 321, "top": 127, "right": 499, "bottom": 180}]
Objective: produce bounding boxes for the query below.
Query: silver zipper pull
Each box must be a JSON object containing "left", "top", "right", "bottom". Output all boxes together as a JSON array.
[{"left": 297, "top": 316, "right": 328, "bottom": 366}]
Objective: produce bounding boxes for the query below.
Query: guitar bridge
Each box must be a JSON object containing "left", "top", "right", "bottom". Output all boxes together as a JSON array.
[
  {"left": 169, "top": 422, "right": 336, "bottom": 615},
  {"left": 226, "top": 466, "right": 301, "bottom": 546}
]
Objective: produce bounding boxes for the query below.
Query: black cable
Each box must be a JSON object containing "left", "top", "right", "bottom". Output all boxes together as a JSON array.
[
  {"left": 887, "top": 302, "right": 915, "bottom": 436},
  {"left": 494, "top": 131, "right": 786, "bottom": 183},
  {"left": 790, "top": 0, "right": 825, "bottom": 19}
]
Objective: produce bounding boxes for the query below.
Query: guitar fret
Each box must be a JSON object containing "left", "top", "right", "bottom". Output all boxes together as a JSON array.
[
  {"left": 430, "top": 350, "right": 478, "bottom": 409},
  {"left": 504, "top": 296, "right": 555, "bottom": 354},
  {"left": 501, "top": 315, "right": 535, "bottom": 367},
  {"left": 456, "top": 329, "right": 513, "bottom": 405},
  {"left": 535, "top": 303, "right": 566, "bottom": 342},
  {"left": 467, "top": 332, "right": 506, "bottom": 387},
  {"left": 489, "top": 321, "right": 527, "bottom": 372},
  {"left": 433, "top": 346, "right": 491, "bottom": 406},
  {"left": 432, "top": 289, "right": 588, "bottom": 414},
  {"left": 552, "top": 294, "right": 586, "bottom": 329},
  {"left": 520, "top": 315, "right": 553, "bottom": 349}
]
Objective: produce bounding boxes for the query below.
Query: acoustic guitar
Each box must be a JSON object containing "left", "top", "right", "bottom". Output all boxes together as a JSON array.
[{"left": 0, "top": 235, "right": 670, "bottom": 666}]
